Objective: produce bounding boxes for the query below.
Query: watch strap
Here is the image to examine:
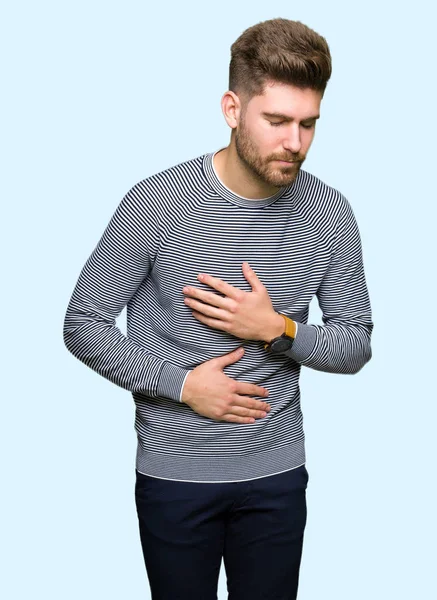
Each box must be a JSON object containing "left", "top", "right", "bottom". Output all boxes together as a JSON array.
[
  {"left": 264, "top": 314, "right": 296, "bottom": 350},
  {"left": 282, "top": 314, "right": 297, "bottom": 339}
]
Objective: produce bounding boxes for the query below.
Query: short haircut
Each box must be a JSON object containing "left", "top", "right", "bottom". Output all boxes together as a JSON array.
[{"left": 229, "top": 18, "right": 332, "bottom": 108}]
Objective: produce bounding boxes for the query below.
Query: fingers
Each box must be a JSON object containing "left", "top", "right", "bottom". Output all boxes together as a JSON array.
[
  {"left": 214, "top": 347, "right": 245, "bottom": 368},
  {"left": 197, "top": 273, "right": 243, "bottom": 301},
  {"left": 221, "top": 414, "right": 257, "bottom": 424},
  {"left": 235, "top": 381, "right": 269, "bottom": 399},
  {"left": 231, "top": 402, "right": 269, "bottom": 418},
  {"left": 221, "top": 399, "right": 270, "bottom": 425},
  {"left": 236, "top": 396, "right": 270, "bottom": 411}
]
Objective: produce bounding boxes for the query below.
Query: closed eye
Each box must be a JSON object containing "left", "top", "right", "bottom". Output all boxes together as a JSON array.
[{"left": 269, "top": 121, "right": 315, "bottom": 129}]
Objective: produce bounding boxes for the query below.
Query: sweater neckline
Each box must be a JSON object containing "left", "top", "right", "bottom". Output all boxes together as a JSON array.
[{"left": 202, "top": 146, "right": 298, "bottom": 208}]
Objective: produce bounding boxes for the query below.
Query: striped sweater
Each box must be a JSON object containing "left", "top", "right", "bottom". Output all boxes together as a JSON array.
[{"left": 63, "top": 147, "right": 373, "bottom": 483}]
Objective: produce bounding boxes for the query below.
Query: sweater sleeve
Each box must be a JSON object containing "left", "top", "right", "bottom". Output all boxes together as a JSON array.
[
  {"left": 283, "top": 195, "right": 373, "bottom": 374},
  {"left": 63, "top": 181, "right": 191, "bottom": 401}
]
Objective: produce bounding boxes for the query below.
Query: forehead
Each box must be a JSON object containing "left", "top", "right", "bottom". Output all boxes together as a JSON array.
[{"left": 248, "top": 81, "right": 322, "bottom": 116}]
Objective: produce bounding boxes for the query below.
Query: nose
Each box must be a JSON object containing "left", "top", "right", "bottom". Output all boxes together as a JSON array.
[{"left": 282, "top": 124, "right": 302, "bottom": 154}]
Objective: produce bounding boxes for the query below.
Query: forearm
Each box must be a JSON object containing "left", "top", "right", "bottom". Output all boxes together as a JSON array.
[
  {"left": 262, "top": 311, "right": 372, "bottom": 374},
  {"left": 283, "top": 316, "right": 373, "bottom": 374},
  {"left": 63, "top": 181, "right": 190, "bottom": 402},
  {"left": 279, "top": 194, "right": 374, "bottom": 374},
  {"left": 63, "top": 298, "right": 190, "bottom": 400}
]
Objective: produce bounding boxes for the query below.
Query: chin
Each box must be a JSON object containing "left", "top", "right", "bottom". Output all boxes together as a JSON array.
[{"left": 265, "top": 168, "right": 300, "bottom": 187}]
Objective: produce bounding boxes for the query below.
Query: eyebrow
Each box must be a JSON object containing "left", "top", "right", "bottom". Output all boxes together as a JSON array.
[{"left": 261, "top": 111, "right": 320, "bottom": 122}]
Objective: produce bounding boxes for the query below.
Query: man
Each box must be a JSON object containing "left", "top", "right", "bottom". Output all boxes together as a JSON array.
[{"left": 63, "top": 17, "right": 373, "bottom": 600}]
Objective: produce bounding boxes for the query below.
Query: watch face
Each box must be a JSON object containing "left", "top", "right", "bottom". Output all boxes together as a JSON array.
[{"left": 271, "top": 336, "right": 294, "bottom": 353}]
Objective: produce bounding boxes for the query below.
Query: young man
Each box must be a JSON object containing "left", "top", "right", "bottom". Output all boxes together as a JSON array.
[{"left": 64, "top": 17, "right": 373, "bottom": 600}]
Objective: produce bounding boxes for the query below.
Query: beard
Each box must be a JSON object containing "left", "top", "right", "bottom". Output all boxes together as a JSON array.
[{"left": 234, "top": 113, "right": 305, "bottom": 188}]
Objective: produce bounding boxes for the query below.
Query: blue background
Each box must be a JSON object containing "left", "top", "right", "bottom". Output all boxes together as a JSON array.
[{"left": 2, "top": 1, "right": 436, "bottom": 598}]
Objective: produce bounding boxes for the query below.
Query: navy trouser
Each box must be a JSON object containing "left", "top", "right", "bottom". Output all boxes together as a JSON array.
[{"left": 134, "top": 464, "right": 309, "bottom": 599}]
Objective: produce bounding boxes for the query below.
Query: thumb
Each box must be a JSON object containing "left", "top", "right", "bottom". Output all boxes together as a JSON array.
[{"left": 213, "top": 346, "right": 245, "bottom": 369}]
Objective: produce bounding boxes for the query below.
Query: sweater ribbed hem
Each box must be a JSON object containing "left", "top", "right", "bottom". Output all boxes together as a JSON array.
[{"left": 135, "top": 435, "right": 305, "bottom": 483}]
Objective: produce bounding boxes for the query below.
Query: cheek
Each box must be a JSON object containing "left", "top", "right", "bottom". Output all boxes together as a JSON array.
[
  {"left": 252, "top": 131, "right": 275, "bottom": 158},
  {"left": 305, "top": 129, "right": 316, "bottom": 148},
  {"left": 259, "top": 128, "right": 281, "bottom": 152}
]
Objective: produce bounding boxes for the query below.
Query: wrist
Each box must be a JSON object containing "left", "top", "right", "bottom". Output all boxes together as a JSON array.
[
  {"left": 180, "top": 371, "right": 194, "bottom": 404},
  {"left": 264, "top": 312, "right": 287, "bottom": 343}
]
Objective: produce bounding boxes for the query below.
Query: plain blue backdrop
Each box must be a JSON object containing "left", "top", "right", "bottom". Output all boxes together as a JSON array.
[{"left": 2, "top": 1, "right": 436, "bottom": 598}]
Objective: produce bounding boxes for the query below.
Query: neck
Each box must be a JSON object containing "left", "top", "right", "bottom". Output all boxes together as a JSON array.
[{"left": 213, "top": 142, "right": 283, "bottom": 200}]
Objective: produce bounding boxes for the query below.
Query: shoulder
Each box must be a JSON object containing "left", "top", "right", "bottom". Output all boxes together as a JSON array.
[
  {"left": 122, "top": 153, "right": 206, "bottom": 215},
  {"left": 294, "top": 169, "right": 354, "bottom": 227}
]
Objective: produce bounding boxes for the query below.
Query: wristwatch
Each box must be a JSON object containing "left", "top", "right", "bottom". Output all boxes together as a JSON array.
[{"left": 264, "top": 314, "right": 296, "bottom": 353}]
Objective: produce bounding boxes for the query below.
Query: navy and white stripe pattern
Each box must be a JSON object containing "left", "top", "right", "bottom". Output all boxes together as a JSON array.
[{"left": 63, "top": 148, "right": 373, "bottom": 483}]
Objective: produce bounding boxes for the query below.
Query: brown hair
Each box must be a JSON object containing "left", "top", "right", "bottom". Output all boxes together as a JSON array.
[{"left": 229, "top": 18, "right": 332, "bottom": 107}]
